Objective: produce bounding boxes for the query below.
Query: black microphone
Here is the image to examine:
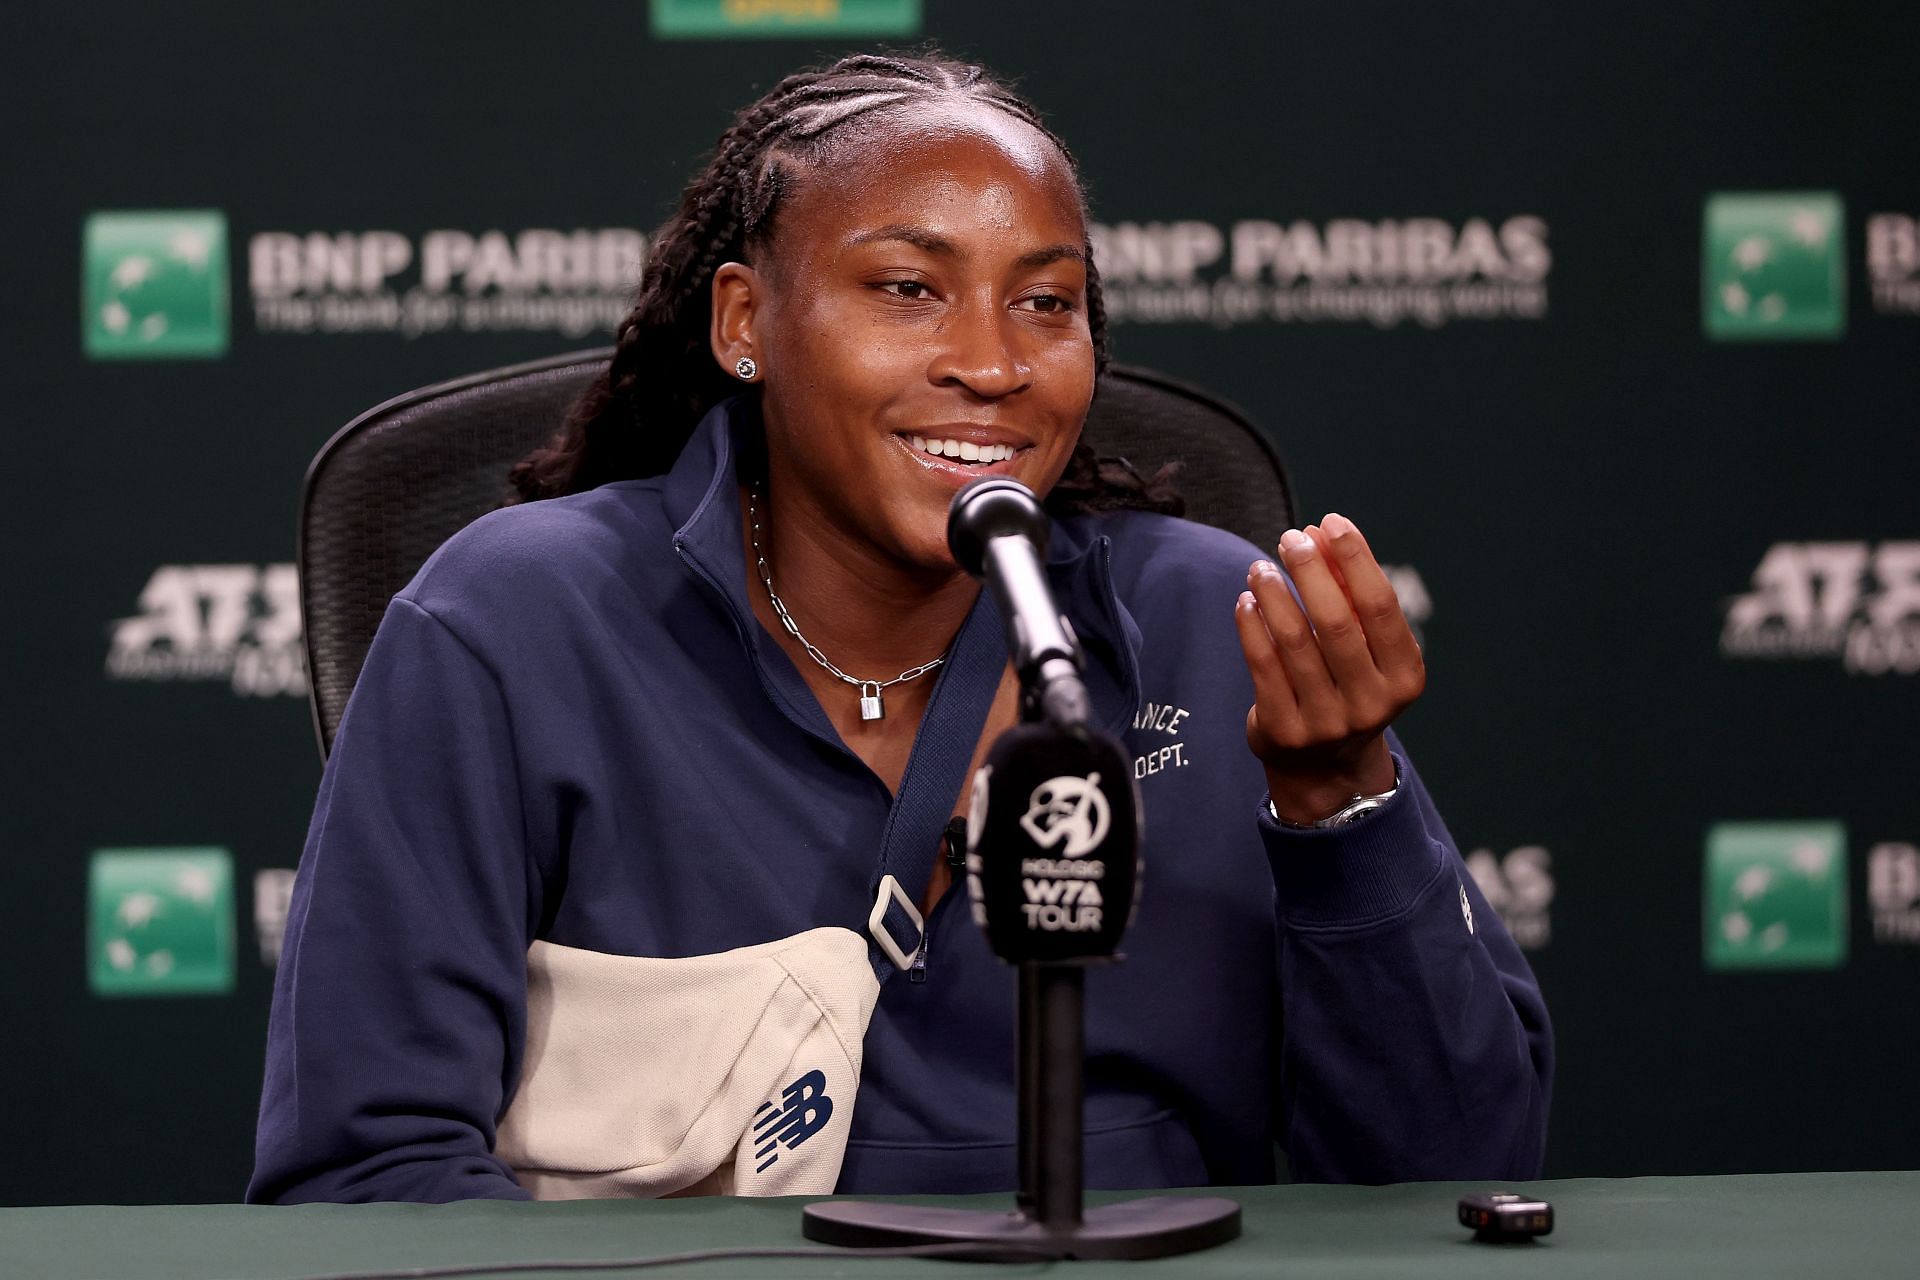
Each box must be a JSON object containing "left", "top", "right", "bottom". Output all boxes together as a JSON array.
[
  {"left": 808, "top": 490, "right": 1239, "bottom": 1259},
  {"left": 947, "top": 478, "right": 1090, "bottom": 729},
  {"left": 963, "top": 723, "right": 1141, "bottom": 964}
]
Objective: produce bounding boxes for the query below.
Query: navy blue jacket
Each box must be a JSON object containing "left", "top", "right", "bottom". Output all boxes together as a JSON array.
[{"left": 248, "top": 399, "right": 1552, "bottom": 1203}]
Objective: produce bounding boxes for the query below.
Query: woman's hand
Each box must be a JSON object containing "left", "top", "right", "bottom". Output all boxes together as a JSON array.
[{"left": 1234, "top": 513, "right": 1426, "bottom": 824}]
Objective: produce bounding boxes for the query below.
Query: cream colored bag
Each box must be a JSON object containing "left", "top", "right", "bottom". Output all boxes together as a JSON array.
[{"left": 494, "top": 927, "right": 879, "bottom": 1198}]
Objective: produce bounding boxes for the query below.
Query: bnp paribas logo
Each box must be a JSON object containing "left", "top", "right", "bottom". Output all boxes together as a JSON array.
[
  {"left": 82, "top": 210, "right": 229, "bottom": 359},
  {"left": 1702, "top": 192, "right": 1845, "bottom": 341},
  {"left": 650, "top": 0, "right": 919, "bottom": 37},
  {"left": 88, "top": 848, "right": 235, "bottom": 996},
  {"left": 1704, "top": 822, "right": 1847, "bottom": 971}
]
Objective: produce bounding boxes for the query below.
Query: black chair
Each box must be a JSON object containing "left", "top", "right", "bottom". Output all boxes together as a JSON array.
[{"left": 299, "top": 352, "right": 1295, "bottom": 761}]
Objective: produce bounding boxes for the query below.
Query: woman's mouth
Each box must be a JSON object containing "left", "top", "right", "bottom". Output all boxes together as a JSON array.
[{"left": 909, "top": 435, "right": 1019, "bottom": 464}]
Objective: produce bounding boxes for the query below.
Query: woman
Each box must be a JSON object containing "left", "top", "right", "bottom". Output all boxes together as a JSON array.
[{"left": 249, "top": 52, "right": 1551, "bottom": 1204}]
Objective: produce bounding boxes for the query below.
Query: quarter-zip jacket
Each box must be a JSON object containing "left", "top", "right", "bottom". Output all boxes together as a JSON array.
[{"left": 248, "top": 398, "right": 1552, "bottom": 1204}]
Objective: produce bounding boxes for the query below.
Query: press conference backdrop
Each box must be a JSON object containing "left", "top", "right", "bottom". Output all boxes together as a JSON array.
[{"left": 4, "top": 1, "right": 1915, "bottom": 1206}]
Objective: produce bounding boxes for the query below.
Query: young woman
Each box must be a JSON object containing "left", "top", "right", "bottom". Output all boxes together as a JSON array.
[{"left": 249, "top": 52, "right": 1551, "bottom": 1204}]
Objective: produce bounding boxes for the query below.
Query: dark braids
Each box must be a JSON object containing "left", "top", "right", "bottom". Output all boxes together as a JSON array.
[{"left": 508, "top": 51, "right": 1181, "bottom": 517}]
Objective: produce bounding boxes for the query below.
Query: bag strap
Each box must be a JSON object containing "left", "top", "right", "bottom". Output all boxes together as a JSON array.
[{"left": 865, "top": 590, "right": 1007, "bottom": 983}]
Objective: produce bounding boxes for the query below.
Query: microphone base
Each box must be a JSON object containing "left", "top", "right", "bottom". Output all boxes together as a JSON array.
[{"left": 802, "top": 1194, "right": 1242, "bottom": 1261}]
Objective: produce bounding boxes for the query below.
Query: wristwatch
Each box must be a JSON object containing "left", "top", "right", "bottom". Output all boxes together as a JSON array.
[{"left": 1267, "top": 761, "right": 1401, "bottom": 830}]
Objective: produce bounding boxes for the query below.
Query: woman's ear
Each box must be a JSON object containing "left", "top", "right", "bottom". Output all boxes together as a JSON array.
[{"left": 710, "top": 262, "right": 761, "bottom": 377}]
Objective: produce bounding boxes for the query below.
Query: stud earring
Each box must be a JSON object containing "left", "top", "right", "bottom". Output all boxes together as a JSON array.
[{"left": 734, "top": 356, "right": 758, "bottom": 381}]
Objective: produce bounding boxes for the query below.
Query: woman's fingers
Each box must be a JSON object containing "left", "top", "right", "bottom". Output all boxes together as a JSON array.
[
  {"left": 1245, "top": 555, "right": 1347, "bottom": 737},
  {"left": 1237, "top": 514, "right": 1427, "bottom": 774},
  {"left": 1234, "top": 589, "right": 1303, "bottom": 744},
  {"left": 1316, "top": 513, "right": 1425, "bottom": 688},
  {"left": 1275, "top": 529, "right": 1379, "bottom": 695},
  {"left": 1304, "top": 523, "right": 1354, "bottom": 601}
]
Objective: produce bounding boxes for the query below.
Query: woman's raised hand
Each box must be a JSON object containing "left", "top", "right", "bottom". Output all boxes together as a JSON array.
[{"left": 1234, "top": 513, "right": 1426, "bottom": 825}]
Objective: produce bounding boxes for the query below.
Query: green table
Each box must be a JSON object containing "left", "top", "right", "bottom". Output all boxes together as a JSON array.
[{"left": 4, "top": 1173, "right": 1915, "bottom": 1279}]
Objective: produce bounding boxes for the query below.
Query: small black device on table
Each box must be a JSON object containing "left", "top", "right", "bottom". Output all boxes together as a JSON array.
[{"left": 1459, "top": 1192, "right": 1555, "bottom": 1241}]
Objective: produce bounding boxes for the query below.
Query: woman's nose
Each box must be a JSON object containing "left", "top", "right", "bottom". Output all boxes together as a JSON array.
[{"left": 928, "top": 298, "right": 1032, "bottom": 398}]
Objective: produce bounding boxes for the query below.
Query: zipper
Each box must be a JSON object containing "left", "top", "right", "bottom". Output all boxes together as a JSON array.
[
  {"left": 908, "top": 935, "right": 929, "bottom": 983},
  {"left": 910, "top": 817, "right": 971, "bottom": 985}
]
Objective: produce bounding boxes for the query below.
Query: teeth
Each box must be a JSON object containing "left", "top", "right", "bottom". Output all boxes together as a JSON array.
[{"left": 915, "top": 437, "right": 1017, "bottom": 464}]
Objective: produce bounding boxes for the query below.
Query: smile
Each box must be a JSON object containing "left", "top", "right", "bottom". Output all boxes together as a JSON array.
[{"left": 911, "top": 436, "right": 1018, "bottom": 464}]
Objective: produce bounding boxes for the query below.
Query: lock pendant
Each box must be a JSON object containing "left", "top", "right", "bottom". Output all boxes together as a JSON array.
[{"left": 859, "top": 682, "right": 884, "bottom": 721}]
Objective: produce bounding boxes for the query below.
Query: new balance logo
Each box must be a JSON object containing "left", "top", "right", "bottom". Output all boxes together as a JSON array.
[{"left": 753, "top": 1069, "right": 833, "bottom": 1173}]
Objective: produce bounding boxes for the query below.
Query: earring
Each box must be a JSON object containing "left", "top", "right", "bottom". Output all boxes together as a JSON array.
[{"left": 734, "top": 356, "right": 759, "bottom": 381}]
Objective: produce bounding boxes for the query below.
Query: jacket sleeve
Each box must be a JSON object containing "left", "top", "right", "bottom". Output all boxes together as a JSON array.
[
  {"left": 1263, "top": 734, "right": 1553, "bottom": 1183},
  {"left": 247, "top": 596, "right": 540, "bottom": 1203}
]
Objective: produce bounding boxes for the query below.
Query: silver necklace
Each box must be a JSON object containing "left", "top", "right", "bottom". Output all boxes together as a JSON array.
[{"left": 748, "top": 486, "right": 944, "bottom": 721}]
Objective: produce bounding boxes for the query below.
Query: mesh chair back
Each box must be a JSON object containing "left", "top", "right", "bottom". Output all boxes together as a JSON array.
[{"left": 299, "top": 352, "right": 1294, "bottom": 759}]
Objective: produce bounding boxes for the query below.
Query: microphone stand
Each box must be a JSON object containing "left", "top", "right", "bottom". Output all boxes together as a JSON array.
[{"left": 802, "top": 667, "right": 1242, "bottom": 1261}]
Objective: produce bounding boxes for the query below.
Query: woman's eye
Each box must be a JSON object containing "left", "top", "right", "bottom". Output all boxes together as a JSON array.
[
  {"left": 878, "top": 280, "right": 932, "bottom": 300},
  {"left": 1019, "top": 293, "right": 1076, "bottom": 315}
]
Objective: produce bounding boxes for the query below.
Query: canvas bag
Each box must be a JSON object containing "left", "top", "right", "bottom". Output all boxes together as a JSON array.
[{"left": 494, "top": 927, "right": 880, "bottom": 1198}]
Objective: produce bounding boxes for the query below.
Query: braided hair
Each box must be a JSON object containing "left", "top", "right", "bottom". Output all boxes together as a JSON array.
[{"left": 508, "top": 51, "right": 1180, "bottom": 517}]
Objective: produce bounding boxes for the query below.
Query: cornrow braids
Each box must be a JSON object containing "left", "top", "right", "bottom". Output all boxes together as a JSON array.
[{"left": 508, "top": 50, "right": 1180, "bottom": 519}]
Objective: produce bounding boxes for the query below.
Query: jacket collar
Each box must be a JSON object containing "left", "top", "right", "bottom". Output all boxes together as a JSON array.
[{"left": 666, "top": 396, "right": 1142, "bottom": 738}]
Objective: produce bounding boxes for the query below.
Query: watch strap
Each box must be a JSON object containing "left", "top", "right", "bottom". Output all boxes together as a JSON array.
[{"left": 1267, "top": 760, "right": 1401, "bottom": 830}]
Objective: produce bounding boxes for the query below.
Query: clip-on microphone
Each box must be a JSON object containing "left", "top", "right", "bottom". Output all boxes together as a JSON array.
[{"left": 802, "top": 479, "right": 1241, "bottom": 1261}]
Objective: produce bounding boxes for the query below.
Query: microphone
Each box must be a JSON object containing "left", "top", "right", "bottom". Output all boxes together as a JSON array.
[
  {"left": 964, "top": 723, "right": 1140, "bottom": 963},
  {"left": 806, "top": 487, "right": 1239, "bottom": 1260},
  {"left": 947, "top": 478, "right": 1090, "bottom": 729}
]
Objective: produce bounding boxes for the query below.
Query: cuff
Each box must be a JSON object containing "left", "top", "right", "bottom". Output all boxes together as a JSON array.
[{"left": 1259, "top": 755, "right": 1448, "bottom": 929}]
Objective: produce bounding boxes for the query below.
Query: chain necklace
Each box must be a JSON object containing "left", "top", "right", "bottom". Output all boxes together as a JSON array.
[{"left": 748, "top": 486, "right": 945, "bottom": 721}]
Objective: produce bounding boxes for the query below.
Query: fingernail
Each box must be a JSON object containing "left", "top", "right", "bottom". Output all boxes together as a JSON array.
[
  {"left": 1280, "top": 530, "right": 1314, "bottom": 558},
  {"left": 1238, "top": 590, "right": 1255, "bottom": 609},
  {"left": 1325, "top": 513, "right": 1353, "bottom": 538},
  {"left": 1249, "top": 560, "right": 1276, "bottom": 580}
]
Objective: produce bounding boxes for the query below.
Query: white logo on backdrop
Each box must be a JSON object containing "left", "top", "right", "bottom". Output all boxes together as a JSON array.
[
  {"left": 106, "top": 564, "right": 305, "bottom": 697},
  {"left": 1089, "top": 217, "right": 1550, "bottom": 329},
  {"left": 1867, "top": 214, "right": 1920, "bottom": 316},
  {"left": 1867, "top": 842, "right": 1920, "bottom": 945},
  {"left": 248, "top": 228, "right": 646, "bottom": 338},
  {"left": 1465, "top": 845, "right": 1554, "bottom": 950},
  {"left": 254, "top": 869, "right": 298, "bottom": 965},
  {"left": 1381, "top": 563, "right": 1432, "bottom": 648},
  {"left": 1721, "top": 542, "right": 1920, "bottom": 675}
]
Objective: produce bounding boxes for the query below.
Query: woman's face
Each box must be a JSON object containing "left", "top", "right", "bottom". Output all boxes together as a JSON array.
[{"left": 721, "top": 102, "right": 1097, "bottom": 573}]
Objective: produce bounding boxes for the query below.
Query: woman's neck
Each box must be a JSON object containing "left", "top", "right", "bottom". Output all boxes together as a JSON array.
[{"left": 742, "top": 481, "right": 981, "bottom": 683}]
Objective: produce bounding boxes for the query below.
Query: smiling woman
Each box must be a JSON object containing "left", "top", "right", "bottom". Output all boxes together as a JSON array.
[{"left": 247, "top": 51, "right": 1552, "bottom": 1207}]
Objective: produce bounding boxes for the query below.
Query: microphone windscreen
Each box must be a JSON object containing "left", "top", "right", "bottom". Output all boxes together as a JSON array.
[
  {"left": 964, "top": 723, "right": 1141, "bottom": 963},
  {"left": 947, "top": 478, "right": 1048, "bottom": 577}
]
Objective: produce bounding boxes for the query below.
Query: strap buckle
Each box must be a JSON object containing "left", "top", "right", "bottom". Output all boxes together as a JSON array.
[{"left": 867, "top": 874, "right": 925, "bottom": 972}]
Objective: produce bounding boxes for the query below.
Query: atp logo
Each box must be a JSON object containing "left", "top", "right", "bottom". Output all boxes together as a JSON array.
[
  {"left": 1020, "top": 774, "right": 1110, "bottom": 857},
  {"left": 106, "top": 563, "right": 306, "bottom": 697},
  {"left": 752, "top": 1069, "right": 833, "bottom": 1173},
  {"left": 1721, "top": 542, "right": 1920, "bottom": 675}
]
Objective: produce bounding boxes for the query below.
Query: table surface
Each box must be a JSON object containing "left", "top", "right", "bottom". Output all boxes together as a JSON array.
[{"left": 4, "top": 1172, "right": 1917, "bottom": 1279}]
